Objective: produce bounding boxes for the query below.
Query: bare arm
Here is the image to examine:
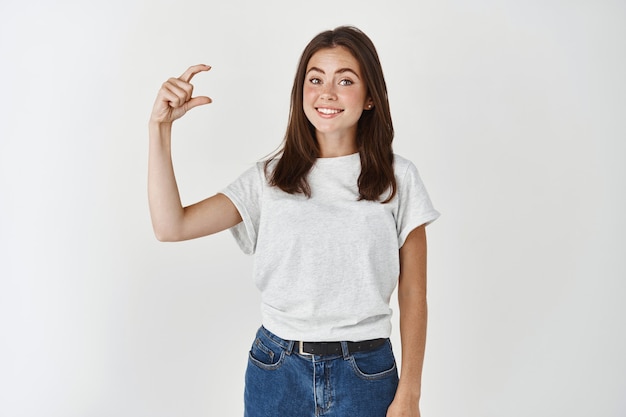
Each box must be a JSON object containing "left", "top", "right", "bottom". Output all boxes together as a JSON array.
[
  {"left": 148, "top": 64, "right": 242, "bottom": 242},
  {"left": 387, "top": 225, "right": 428, "bottom": 417}
]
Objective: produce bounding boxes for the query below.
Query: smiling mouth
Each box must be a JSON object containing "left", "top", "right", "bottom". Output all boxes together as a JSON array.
[{"left": 316, "top": 107, "right": 343, "bottom": 115}]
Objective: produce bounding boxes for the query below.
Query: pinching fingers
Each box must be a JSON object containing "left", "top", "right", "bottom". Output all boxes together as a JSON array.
[
  {"left": 164, "top": 77, "right": 193, "bottom": 106},
  {"left": 180, "top": 64, "right": 211, "bottom": 83}
]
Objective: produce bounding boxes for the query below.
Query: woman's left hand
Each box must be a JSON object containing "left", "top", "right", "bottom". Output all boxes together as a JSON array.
[{"left": 386, "top": 398, "right": 421, "bottom": 417}]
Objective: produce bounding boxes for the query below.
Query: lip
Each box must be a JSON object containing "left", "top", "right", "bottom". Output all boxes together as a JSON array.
[{"left": 315, "top": 107, "right": 344, "bottom": 117}]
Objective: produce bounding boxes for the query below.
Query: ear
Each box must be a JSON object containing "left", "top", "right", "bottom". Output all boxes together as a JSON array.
[{"left": 364, "top": 97, "right": 374, "bottom": 110}]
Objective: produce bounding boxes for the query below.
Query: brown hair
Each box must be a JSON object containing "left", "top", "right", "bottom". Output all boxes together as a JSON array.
[{"left": 266, "top": 26, "right": 396, "bottom": 203}]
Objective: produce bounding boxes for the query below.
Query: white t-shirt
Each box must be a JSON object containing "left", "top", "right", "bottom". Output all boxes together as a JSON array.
[{"left": 221, "top": 153, "right": 439, "bottom": 342}]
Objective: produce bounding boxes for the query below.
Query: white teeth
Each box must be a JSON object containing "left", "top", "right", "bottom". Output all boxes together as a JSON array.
[{"left": 317, "top": 108, "right": 342, "bottom": 115}]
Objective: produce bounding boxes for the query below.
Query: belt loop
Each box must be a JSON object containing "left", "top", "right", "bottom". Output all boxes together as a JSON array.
[
  {"left": 286, "top": 340, "right": 295, "bottom": 355},
  {"left": 340, "top": 341, "right": 350, "bottom": 359}
]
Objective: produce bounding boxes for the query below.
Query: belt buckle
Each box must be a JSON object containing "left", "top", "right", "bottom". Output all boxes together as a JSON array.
[{"left": 298, "top": 341, "right": 313, "bottom": 356}]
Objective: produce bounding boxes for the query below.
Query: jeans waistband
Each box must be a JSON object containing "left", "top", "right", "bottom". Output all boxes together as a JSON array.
[{"left": 259, "top": 326, "right": 387, "bottom": 357}]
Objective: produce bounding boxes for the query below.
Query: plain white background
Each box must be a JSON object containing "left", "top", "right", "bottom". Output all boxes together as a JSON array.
[{"left": 1, "top": 0, "right": 624, "bottom": 416}]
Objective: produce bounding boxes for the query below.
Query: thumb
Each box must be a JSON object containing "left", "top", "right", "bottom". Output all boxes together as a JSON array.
[{"left": 186, "top": 96, "right": 212, "bottom": 111}]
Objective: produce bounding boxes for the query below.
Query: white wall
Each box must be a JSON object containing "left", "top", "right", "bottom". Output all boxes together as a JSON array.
[{"left": 1, "top": 0, "right": 624, "bottom": 416}]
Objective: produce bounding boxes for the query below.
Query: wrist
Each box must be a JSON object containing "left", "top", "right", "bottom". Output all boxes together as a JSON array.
[
  {"left": 394, "top": 382, "right": 421, "bottom": 403},
  {"left": 149, "top": 120, "right": 172, "bottom": 132},
  {"left": 148, "top": 121, "right": 173, "bottom": 144}
]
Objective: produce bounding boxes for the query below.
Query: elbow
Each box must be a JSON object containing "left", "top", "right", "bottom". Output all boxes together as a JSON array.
[
  {"left": 152, "top": 224, "right": 182, "bottom": 242},
  {"left": 153, "top": 229, "right": 170, "bottom": 242},
  {"left": 154, "top": 231, "right": 172, "bottom": 242}
]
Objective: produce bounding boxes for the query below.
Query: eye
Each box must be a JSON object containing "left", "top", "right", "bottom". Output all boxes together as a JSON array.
[
  {"left": 339, "top": 79, "right": 353, "bottom": 86},
  {"left": 309, "top": 77, "right": 322, "bottom": 85}
]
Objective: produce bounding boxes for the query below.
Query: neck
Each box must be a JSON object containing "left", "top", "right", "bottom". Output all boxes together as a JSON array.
[{"left": 316, "top": 131, "right": 358, "bottom": 158}]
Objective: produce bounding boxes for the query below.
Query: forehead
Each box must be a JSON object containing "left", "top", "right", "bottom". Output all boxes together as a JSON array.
[{"left": 306, "top": 46, "right": 361, "bottom": 73}]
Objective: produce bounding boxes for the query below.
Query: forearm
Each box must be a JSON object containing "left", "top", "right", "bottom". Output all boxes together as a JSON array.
[
  {"left": 388, "top": 226, "right": 428, "bottom": 416},
  {"left": 148, "top": 122, "right": 185, "bottom": 241},
  {"left": 396, "top": 291, "right": 427, "bottom": 403}
]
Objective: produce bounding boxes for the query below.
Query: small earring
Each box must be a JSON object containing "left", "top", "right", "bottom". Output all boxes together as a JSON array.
[{"left": 367, "top": 104, "right": 373, "bottom": 109}]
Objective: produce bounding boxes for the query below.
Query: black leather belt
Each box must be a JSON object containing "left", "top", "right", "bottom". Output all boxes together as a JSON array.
[{"left": 297, "top": 338, "right": 386, "bottom": 356}]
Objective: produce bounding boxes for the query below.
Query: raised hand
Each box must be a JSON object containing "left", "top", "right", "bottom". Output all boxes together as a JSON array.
[{"left": 150, "top": 64, "right": 212, "bottom": 124}]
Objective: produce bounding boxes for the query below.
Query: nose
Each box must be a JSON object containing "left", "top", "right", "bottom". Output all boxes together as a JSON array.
[{"left": 320, "top": 83, "right": 337, "bottom": 100}]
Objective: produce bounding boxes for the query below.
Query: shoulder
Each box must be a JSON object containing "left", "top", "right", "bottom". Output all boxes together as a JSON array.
[
  {"left": 393, "top": 153, "right": 412, "bottom": 168},
  {"left": 241, "top": 161, "right": 266, "bottom": 179},
  {"left": 392, "top": 153, "right": 431, "bottom": 196},
  {"left": 392, "top": 153, "right": 417, "bottom": 178},
  {"left": 262, "top": 157, "right": 278, "bottom": 172},
  {"left": 226, "top": 160, "right": 268, "bottom": 190}
]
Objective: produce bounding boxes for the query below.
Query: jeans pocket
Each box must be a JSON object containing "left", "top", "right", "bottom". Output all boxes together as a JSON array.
[
  {"left": 248, "top": 336, "right": 285, "bottom": 370},
  {"left": 349, "top": 340, "right": 397, "bottom": 380}
]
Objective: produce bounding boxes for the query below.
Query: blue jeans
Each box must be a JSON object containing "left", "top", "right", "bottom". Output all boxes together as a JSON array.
[{"left": 244, "top": 326, "right": 399, "bottom": 416}]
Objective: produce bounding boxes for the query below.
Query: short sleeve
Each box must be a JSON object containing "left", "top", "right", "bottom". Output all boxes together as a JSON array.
[
  {"left": 220, "top": 163, "right": 264, "bottom": 255},
  {"left": 395, "top": 160, "right": 440, "bottom": 248}
]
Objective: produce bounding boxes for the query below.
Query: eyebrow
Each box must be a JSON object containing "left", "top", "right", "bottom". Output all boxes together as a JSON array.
[{"left": 306, "top": 66, "right": 360, "bottom": 79}]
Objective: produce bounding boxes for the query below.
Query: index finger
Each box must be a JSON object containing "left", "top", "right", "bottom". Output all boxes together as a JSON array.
[{"left": 179, "top": 64, "right": 211, "bottom": 83}]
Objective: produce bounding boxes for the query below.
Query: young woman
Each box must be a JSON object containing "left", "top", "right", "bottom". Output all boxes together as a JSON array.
[{"left": 149, "top": 26, "right": 439, "bottom": 417}]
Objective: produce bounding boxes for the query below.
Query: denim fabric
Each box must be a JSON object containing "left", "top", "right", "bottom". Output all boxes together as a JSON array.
[{"left": 244, "top": 326, "right": 398, "bottom": 417}]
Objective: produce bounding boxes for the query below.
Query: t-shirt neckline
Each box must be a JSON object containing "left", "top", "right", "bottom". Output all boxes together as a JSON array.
[{"left": 315, "top": 152, "right": 360, "bottom": 164}]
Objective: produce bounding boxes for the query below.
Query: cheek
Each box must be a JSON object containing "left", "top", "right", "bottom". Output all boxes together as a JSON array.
[
  {"left": 302, "top": 92, "right": 317, "bottom": 122},
  {"left": 355, "top": 91, "right": 369, "bottom": 106},
  {"left": 302, "top": 86, "right": 316, "bottom": 103}
]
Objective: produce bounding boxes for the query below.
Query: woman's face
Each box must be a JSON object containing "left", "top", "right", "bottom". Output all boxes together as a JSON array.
[{"left": 303, "top": 46, "right": 372, "bottom": 145}]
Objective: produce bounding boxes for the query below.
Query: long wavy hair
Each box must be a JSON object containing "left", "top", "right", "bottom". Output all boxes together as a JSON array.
[{"left": 266, "top": 26, "right": 396, "bottom": 203}]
